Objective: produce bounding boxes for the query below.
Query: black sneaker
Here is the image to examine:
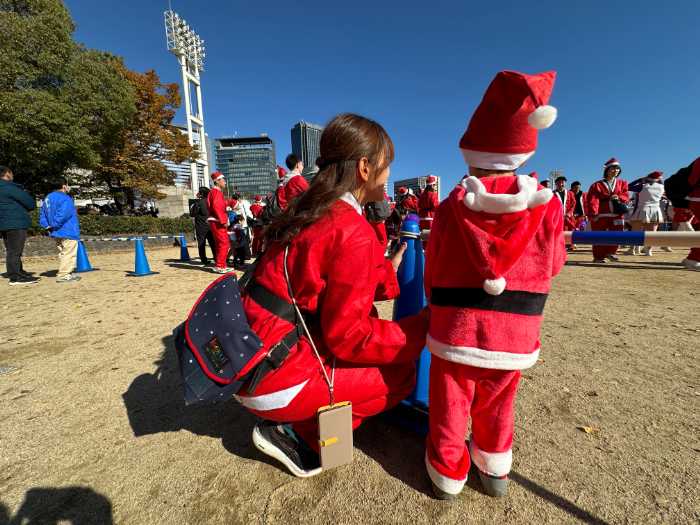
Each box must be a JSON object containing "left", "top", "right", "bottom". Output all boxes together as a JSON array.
[
  {"left": 9, "top": 275, "right": 39, "bottom": 286},
  {"left": 430, "top": 481, "right": 457, "bottom": 501},
  {"left": 478, "top": 470, "right": 509, "bottom": 498},
  {"left": 252, "top": 421, "right": 322, "bottom": 478}
]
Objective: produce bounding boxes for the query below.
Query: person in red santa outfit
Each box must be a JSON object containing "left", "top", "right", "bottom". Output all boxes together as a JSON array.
[
  {"left": 206, "top": 171, "right": 235, "bottom": 273},
  {"left": 276, "top": 155, "right": 310, "bottom": 211},
  {"left": 418, "top": 175, "right": 440, "bottom": 231},
  {"left": 553, "top": 175, "right": 576, "bottom": 249},
  {"left": 569, "top": 180, "right": 587, "bottom": 251},
  {"left": 667, "top": 157, "right": 700, "bottom": 271},
  {"left": 249, "top": 195, "right": 265, "bottom": 257},
  {"left": 236, "top": 113, "right": 428, "bottom": 477},
  {"left": 423, "top": 70, "right": 566, "bottom": 500},
  {"left": 397, "top": 186, "right": 418, "bottom": 214},
  {"left": 586, "top": 158, "right": 630, "bottom": 263}
]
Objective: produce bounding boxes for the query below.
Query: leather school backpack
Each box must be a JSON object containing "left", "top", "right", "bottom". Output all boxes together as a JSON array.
[{"left": 173, "top": 264, "right": 305, "bottom": 405}]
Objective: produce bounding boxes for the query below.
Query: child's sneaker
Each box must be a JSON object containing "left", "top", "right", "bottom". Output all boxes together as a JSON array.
[{"left": 478, "top": 470, "right": 509, "bottom": 498}]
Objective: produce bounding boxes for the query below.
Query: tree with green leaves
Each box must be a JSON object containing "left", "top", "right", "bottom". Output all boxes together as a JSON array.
[{"left": 0, "top": 0, "right": 136, "bottom": 195}]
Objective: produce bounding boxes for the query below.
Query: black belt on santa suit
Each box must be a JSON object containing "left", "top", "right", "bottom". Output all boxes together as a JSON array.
[{"left": 430, "top": 287, "right": 547, "bottom": 316}]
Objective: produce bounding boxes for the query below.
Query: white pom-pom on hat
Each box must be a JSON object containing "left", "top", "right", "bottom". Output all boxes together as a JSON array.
[
  {"left": 483, "top": 277, "right": 506, "bottom": 296},
  {"left": 527, "top": 105, "right": 558, "bottom": 130}
]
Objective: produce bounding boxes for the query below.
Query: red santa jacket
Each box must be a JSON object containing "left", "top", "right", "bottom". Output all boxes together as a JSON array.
[
  {"left": 276, "top": 173, "right": 309, "bottom": 211},
  {"left": 400, "top": 194, "right": 419, "bottom": 213},
  {"left": 206, "top": 187, "right": 228, "bottom": 224},
  {"left": 424, "top": 175, "right": 566, "bottom": 370},
  {"left": 250, "top": 202, "right": 264, "bottom": 218},
  {"left": 241, "top": 197, "right": 427, "bottom": 373},
  {"left": 586, "top": 178, "right": 630, "bottom": 217},
  {"left": 418, "top": 189, "right": 439, "bottom": 220}
]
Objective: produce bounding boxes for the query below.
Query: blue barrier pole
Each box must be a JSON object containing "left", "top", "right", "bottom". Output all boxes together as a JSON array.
[{"left": 567, "top": 230, "right": 700, "bottom": 247}]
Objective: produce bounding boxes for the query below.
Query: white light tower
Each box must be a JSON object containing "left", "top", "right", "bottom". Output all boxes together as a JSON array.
[{"left": 164, "top": 9, "right": 209, "bottom": 193}]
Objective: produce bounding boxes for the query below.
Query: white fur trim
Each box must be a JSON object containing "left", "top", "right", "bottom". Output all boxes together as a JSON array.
[
  {"left": 211, "top": 173, "right": 224, "bottom": 181},
  {"left": 687, "top": 197, "right": 700, "bottom": 202},
  {"left": 605, "top": 161, "right": 621, "bottom": 167},
  {"left": 339, "top": 192, "right": 363, "bottom": 214},
  {"left": 469, "top": 441, "right": 512, "bottom": 477},
  {"left": 461, "top": 149, "right": 534, "bottom": 171},
  {"left": 234, "top": 380, "right": 308, "bottom": 411},
  {"left": 462, "top": 175, "right": 553, "bottom": 214},
  {"left": 427, "top": 334, "right": 540, "bottom": 370},
  {"left": 483, "top": 277, "right": 506, "bottom": 296},
  {"left": 527, "top": 105, "right": 557, "bottom": 130},
  {"left": 425, "top": 453, "right": 467, "bottom": 495}
]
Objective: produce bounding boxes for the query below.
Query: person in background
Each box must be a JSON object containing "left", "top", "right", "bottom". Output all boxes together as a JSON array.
[
  {"left": 418, "top": 175, "right": 440, "bottom": 232},
  {"left": 397, "top": 186, "right": 418, "bottom": 214},
  {"left": 626, "top": 171, "right": 665, "bottom": 256},
  {"left": 553, "top": 175, "right": 576, "bottom": 249},
  {"left": 249, "top": 195, "right": 266, "bottom": 257},
  {"left": 207, "top": 171, "right": 234, "bottom": 273},
  {"left": 277, "top": 155, "right": 310, "bottom": 211},
  {"left": 0, "top": 165, "right": 39, "bottom": 285},
  {"left": 39, "top": 177, "right": 81, "bottom": 283},
  {"left": 569, "top": 181, "right": 587, "bottom": 250},
  {"left": 540, "top": 180, "right": 550, "bottom": 189},
  {"left": 190, "top": 187, "right": 217, "bottom": 265},
  {"left": 586, "top": 158, "right": 630, "bottom": 263},
  {"left": 231, "top": 215, "right": 251, "bottom": 267}
]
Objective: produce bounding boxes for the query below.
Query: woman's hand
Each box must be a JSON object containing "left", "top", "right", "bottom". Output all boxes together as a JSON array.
[{"left": 390, "top": 242, "right": 408, "bottom": 272}]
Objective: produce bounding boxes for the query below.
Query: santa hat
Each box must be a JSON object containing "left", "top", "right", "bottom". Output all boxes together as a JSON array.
[
  {"left": 426, "top": 175, "right": 437, "bottom": 186},
  {"left": 528, "top": 171, "right": 538, "bottom": 179},
  {"left": 647, "top": 171, "right": 663, "bottom": 180},
  {"left": 460, "top": 70, "right": 557, "bottom": 170},
  {"left": 211, "top": 171, "right": 224, "bottom": 182},
  {"left": 604, "top": 158, "right": 621, "bottom": 168},
  {"left": 398, "top": 186, "right": 408, "bottom": 196},
  {"left": 457, "top": 175, "right": 553, "bottom": 295},
  {"left": 254, "top": 195, "right": 262, "bottom": 202},
  {"left": 277, "top": 165, "right": 287, "bottom": 178}
]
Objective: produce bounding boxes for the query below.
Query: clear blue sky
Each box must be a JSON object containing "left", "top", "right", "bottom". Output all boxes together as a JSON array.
[{"left": 64, "top": 0, "right": 700, "bottom": 192}]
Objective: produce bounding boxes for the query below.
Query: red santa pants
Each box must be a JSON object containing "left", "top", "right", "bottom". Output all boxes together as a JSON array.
[
  {"left": 426, "top": 356, "right": 520, "bottom": 495},
  {"left": 687, "top": 202, "right": 700, "bottom": 262},
  {"left": 209, "top": 222, "right": 230, "bottom": 269},
  {"left": 591, "top": 216, "right": 624, "bottom": 260},
  {"left": 238, "top": 348, "right": 416, "bottom": 451}
]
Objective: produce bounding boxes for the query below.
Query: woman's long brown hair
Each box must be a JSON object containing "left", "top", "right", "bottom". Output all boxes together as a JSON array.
[{"left": 264, "top": 113, "right": 394, "bottom": 246}]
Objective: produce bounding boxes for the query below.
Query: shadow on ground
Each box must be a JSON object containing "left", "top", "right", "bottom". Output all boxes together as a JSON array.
[{"left": 0, "top": 486, "right": 113, "bottom": 525}]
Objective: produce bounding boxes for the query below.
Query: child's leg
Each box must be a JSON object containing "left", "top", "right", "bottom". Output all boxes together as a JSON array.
[
  {"left": 425, "top": 356, "right": 474, "bottom": 496},
  {"left": 469, "top": 369, "right": 521, "bottom": 478}
]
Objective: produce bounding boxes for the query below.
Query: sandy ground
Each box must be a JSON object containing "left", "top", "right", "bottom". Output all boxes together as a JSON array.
[{"left": 1, "top": 244, "right": 698, "bottom": 524}]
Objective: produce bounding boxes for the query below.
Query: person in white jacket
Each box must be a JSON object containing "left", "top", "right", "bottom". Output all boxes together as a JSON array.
[{"left": 627, "top": 171, "right": 665, "bottom": 256}]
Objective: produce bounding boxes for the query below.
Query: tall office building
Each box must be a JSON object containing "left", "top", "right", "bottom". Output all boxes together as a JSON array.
[
  {"left": 291, "top": 121, "right": 324, "bottom": 181},
  {"left": 214, "top": 135, "right": 277, "bottom": 197},
  {"left": 393, "top": 175, "right": 441, "bottom": 201}
]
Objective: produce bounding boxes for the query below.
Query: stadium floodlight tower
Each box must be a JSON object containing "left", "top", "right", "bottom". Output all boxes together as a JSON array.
[{"left": 164, "top": 9, "right": 209, "bottom": 193}]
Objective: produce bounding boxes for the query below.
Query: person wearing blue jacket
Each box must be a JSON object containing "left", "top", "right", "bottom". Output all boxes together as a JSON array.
[
  {"left": 0, "top": 166, "right": 39, "bottom": 285},
  {"left": 39, "top": 177, "right": 82, "bottom": 283}
]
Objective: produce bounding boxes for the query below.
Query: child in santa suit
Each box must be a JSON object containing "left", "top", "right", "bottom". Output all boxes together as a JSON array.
[
  {"left": 423, "top": 70, "right": 566, "bottom": 499},
  {"left": 418, "top": 175, "right": 440, "bottom": 231},
  {"left": 249, "top": 195, "right": 265, "bottom": 257}
]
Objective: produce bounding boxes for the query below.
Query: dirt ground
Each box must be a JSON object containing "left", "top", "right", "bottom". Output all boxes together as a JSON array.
[{"left": 1, "top": 244, "right": 698, "bottom": 524}]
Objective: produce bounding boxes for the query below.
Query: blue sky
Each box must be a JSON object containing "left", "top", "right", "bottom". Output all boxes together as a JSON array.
[{"left": 64, "top": 0, "right": 700, "bottom": 192}]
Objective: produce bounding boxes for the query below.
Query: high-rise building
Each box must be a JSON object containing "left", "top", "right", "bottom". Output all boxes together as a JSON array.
[
  {"left": 393, "top": 175, "right": 441, "bottom": 201},
  {"left": 215, "top": 136, "right": 277, "bottom": 198},
  {"left": 291, "top": 121, "right": 324, "bottom": 181}
]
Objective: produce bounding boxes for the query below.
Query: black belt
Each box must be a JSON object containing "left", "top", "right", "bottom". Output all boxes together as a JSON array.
[
  {"left": 244, "top": 280, "right": 307, "bottom": 393},
  {"left": 430, "top": 287, "right": 548, "bottom": 316}
]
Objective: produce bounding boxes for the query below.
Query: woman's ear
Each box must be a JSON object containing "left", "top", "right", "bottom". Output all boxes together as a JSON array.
[{"left": 357, "top": 157, "right": 371, "bottom": 183}]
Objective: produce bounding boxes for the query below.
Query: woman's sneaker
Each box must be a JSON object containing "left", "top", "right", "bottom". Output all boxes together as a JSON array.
[
  {"left": 478, "top": 470, "right": 509, "bottom": 498},
  {"left": 252, "top": 421, "right": 322, "bottom": 478}
]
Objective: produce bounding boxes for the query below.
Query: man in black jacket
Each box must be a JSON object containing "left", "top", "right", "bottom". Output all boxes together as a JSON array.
[{"left": 189, "top": 188, "right": 217, "bottom": 265}]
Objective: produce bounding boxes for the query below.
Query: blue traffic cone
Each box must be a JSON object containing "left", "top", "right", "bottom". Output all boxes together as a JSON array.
[
  {"left": 75, "top": 241, "right": 95, "bottom": 273},
  {"left": 129, "top": 238, "right": 156, "bottom": 277},
  {"left": 179, "top": 233, "right": 191, "bottom": 262},
  {"left": 394, "top": 216, "right": 431, "bottom": 410}
]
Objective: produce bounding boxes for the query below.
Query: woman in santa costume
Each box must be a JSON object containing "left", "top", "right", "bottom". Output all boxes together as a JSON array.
[
  {"left": 424, "top": 70, "right": 566, "bottom": 499},
  {"left": 236, "top": 113, "right": 428, "bottom": 477},
  {"left": 586, "top": 158, "right": 630, "bottom": 263},
  {"left": 418, "top": 175, "right": 440, "bottom": 231},
  {"left": 249, "top": 195, "right": 265, "bottom": 257},
  {"left": 206, "top": 171, "right": 234, "bottom": 273},
  {"left": 276, "top": 155, "right": 310, "bottom": 211}
]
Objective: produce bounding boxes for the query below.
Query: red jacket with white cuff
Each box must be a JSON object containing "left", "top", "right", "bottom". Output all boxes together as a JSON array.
[
  {"left": 586, "top": 178, "right": 630, "bottom": 218},
  {"left": 424, "top": 175, "right": 566, "bottom": 370}
]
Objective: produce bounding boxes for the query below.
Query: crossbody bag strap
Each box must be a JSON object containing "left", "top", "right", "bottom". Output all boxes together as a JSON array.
[{"left": 283, "top": 245, "right": 335, "bottom": 405}]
